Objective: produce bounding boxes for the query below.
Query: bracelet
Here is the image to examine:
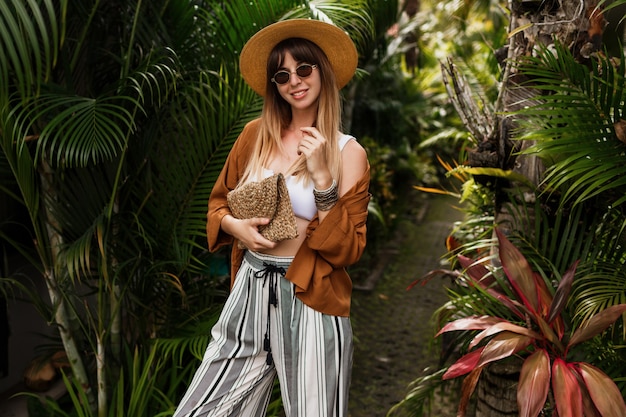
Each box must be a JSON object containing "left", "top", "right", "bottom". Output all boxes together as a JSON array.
[{"left": 313, "top": 179, "right": 339, "bottom": 211}]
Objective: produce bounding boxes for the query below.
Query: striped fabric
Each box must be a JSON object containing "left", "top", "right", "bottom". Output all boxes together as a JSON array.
[{"left": 173, "top": 251, "right": 353, "bottom": 417}]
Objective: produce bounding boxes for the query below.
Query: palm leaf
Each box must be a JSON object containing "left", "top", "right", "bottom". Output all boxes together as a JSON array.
[
  {"left": 502, "top": 193, "right": 594, "bottom": 273},
  {"left": 0, "top": 103, "right": 52, "bottom": 266},
  {"left": 136, "top": 67, "right": 262, "bottom": 274},
  {"left": 0, "top": 0, "right": 63, "bottom": 99},
  {"left": 387, "top": 369, "right": 450, "bottom": 417},
  {"left": 573, "top": 268, "right": 626, "bottom": 327},
  {"left": 512, "top": 42, "right": 626, "bottom": 208},
  {"left": 284, "top": 0, "right": 374, "bottom": 52},
  {"left": 13, "top": 94, "right": 138, "bottom": 167},
  {"left": 209, "top": 0, "right": 306, "bottom": 47}
]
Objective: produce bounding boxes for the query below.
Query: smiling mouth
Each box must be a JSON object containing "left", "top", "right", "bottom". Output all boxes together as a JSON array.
[{"left": 292, "top": 90, "right": 307, "bottom": 98}]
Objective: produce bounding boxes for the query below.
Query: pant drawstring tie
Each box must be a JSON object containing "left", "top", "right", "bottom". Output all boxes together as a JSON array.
[{"left": 254, "top": 262, "right": 285, "bottom": 366}]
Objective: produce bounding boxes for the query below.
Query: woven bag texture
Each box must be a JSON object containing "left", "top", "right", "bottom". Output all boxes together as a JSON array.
[{"left": 227, "top": 173, "right": 298, "bottom": 248}]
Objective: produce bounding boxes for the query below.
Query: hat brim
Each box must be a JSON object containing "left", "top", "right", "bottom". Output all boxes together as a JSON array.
[{"left": 239, "top": 19, "right": 358, "bottom": 96}]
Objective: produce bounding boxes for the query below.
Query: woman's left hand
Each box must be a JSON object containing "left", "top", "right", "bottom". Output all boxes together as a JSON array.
[{"left": 299, "top": 127, "right": 333, "bottom": 189}]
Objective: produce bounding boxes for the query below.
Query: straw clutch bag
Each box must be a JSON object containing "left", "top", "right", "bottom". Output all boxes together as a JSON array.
[{"left": 227, "top": 173, "right": 298, "bottom": 247}]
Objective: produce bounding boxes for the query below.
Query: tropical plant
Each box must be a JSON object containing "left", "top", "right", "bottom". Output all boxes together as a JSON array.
[
  {"left": 389, "top": 0, "right": 626, "bottom": 412},
  {"left": 438, "top": 228, "right": 626, "bottom": 417},
  {"left": 512, "top": 42, "right": 626, "bottom": 209},
  {"left": 391, "top": 176, "right": 626, "bottom": 416},
  {"left": 1, "top": 0, "right": 242, "bottom": 412}
]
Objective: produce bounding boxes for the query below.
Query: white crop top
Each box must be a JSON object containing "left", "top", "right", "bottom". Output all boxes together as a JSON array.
[{"left": 261, "top": 134, "right": 354, "bottom": 221}]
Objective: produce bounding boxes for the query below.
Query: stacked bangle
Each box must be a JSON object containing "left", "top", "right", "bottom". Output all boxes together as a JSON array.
[{"left": 313, "top": 179, "right": 339, "bottom": 211}]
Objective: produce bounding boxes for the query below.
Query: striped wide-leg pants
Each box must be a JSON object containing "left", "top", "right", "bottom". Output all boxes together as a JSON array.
[{"left": 172, "top": 251, "right": 353, "bottom": 417}]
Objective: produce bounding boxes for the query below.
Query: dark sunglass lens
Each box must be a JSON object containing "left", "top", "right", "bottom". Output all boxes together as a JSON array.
[
  {"left": 296, "top": 65, "right": 313, "bottom": 77},
  {"left": 273, "top": 71, "right": 290, "bottom": 84}
]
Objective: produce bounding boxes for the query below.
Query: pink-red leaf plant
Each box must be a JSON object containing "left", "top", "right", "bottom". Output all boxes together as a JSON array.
[{"left": 438, "top": 228, "right": 626, "bottom": 417}]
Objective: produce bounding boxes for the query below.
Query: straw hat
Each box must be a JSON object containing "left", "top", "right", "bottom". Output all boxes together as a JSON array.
[{"left": 239, "top": 19, "right": 358, "bottom": 96}]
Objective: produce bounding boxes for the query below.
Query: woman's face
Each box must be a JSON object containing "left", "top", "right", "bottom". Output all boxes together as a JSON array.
[{"left": 273, "top": 52, "right": 321, "bottom": 112}]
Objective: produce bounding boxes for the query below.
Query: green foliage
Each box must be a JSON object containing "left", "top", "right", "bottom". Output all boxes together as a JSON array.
[
  {"left": 0, "top": 0, "right": 407, "bottom": 415},
  {"left": 391, "top": 1, "right": 626, "bottom": 415},
  {"left": 24, "top": 336, "right": 211, "bottom": 417},
  {"left": 513, "top": 42, "right": 626, "bottom": 208},
  {"left": 387, "top": 369, "right": 452, "bottom": 417},
  {"left": 349, "top": 11, "right": 458, "bottom": 256}
]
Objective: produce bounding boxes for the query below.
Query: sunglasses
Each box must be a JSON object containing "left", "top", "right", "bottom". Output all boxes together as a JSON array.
[{"left": 271, "top": 64, "right": 318, "bottom": 85}]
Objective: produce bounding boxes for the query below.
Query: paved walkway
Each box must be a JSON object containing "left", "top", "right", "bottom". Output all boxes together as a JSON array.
[{"left": 348, "top": 194, "right": 463, "bottom": 417}]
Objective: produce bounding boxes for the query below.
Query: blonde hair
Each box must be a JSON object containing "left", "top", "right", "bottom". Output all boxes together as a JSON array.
[{"left": 240, "top": 38, "right": 343, "bottom": 186}]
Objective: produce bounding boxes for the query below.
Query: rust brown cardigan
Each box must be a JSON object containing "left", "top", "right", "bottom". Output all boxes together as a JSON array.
[{"left": 206, "top": 118, "right": 370, "bottom": 317}]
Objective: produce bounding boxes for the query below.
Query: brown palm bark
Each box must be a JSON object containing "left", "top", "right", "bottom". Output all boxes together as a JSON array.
[{"left": 497, "top": 0, "right": 605, "bottom": 181}]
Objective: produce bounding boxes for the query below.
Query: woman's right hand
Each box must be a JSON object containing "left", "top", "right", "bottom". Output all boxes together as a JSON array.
[{"left": 220, "top": 215, "right": 277, "bottom": 251}]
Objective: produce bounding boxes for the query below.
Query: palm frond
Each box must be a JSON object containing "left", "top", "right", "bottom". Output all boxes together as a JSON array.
[
  {"left": 136, "top": 67, "right": 262, "bottom": 274},
  {"left": 124, "top": 47, "right": 182, "bottom": 110},
  {"left": 512, "top": 42, "right": 626, "bottom": 208},
  {"left": 154, "top": 303, "right": 223, "bottom": 365},
  {"left": 200, "top": 0, "right": 306, "bottom": 64},
  {"left": 285, "top": 0, "right": 375, "bottom": 53},
  {"left": 502, "top": 193, "right": 585, "bottom": 272},
  {"left": 597, "top": 0, "right": 626, "bottom": 20},
  {"left": 0, "top": 102, "right": 52, "bottom": 266},
  {"left": 11, "top": 94, "right": 138, "bottom": 167},
  {"left": 387, "top": 369, "right": 450, "bottom": 417},
  {"left": 573, "top": 269, "right": 626, "bottom": 323},
  {"left": 0, "top": 0, "right": 64, "bottom": 99},
  {"left": 45, "top": 165, "right": 118, "bottom": 282}
]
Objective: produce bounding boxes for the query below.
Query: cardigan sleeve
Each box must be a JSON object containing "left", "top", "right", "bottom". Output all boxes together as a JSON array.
[{"left": 206, "top": 119, "right": 259, "bottom": 252}]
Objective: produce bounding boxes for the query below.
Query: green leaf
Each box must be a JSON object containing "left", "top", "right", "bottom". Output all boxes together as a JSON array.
[
  {"left": 513, "top": 42, "right": 626, "bottom": 208},
  {"left": 457, "top": 166, "right": 534, "bottom": 187},
  {"left": 12, "top": 94, "right": 138, "bottom": 167}
]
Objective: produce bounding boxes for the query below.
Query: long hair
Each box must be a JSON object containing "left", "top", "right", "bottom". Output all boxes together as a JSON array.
[{"left": 240, "top": 38, "right": 343, "bottom": 186}]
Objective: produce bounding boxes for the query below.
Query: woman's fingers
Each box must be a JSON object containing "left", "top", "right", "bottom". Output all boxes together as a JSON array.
[
  {"left": 297, "top": 128, "right": 333, "bottom": 187},
  {"left": 298, "top": 127, "right": 325, "bottom": 156}
]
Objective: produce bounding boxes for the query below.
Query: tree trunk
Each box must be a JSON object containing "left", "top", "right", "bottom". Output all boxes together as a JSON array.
[
  {"left": 497, "top": 0, "right": 606, "bottom": 191},
  {"left": 40, "top": 162, "right": 97, "bottom": 412},
  {"left": 473, "top": 361, "right": 521, "bottom": 417}
]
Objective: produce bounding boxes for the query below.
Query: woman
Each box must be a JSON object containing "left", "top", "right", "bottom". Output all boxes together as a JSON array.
[{"left": 173, "top": 18, "right": 370, "bottom": 417}]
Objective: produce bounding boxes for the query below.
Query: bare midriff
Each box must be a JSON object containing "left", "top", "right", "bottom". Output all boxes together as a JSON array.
[{"left": 260, "top": 216, "right": 310, "bottom": 257}]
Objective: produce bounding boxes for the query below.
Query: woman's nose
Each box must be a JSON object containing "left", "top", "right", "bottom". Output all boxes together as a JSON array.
[{"left": 289, "top": 71, "right": 302, "bottom": 85}]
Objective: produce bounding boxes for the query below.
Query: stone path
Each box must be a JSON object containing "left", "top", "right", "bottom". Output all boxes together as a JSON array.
[{"left": 348, "top": 194, "right": 463, "bottom": 417}]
